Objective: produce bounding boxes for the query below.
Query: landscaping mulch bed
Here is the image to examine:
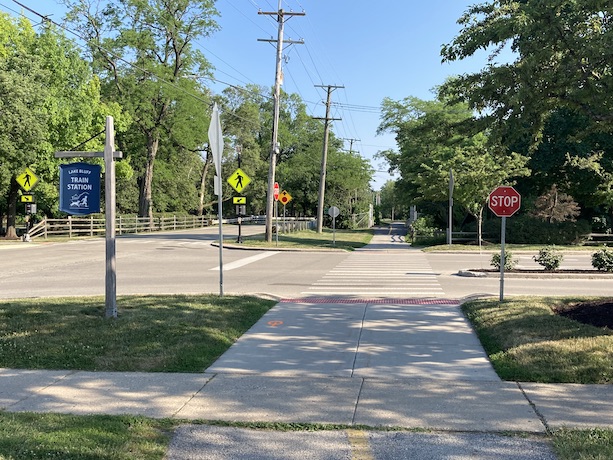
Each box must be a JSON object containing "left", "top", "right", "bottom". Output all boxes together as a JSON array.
[{"left": 554, "top": 299, "right": 613, "bottom": 329}]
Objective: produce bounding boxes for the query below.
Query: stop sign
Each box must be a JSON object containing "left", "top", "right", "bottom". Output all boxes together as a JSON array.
[
  {"left": 488, "top": 186, "right": 521, "bottom": 217},
  {"left": 273, "top": 182, "right": 279, "bottom": 201}
]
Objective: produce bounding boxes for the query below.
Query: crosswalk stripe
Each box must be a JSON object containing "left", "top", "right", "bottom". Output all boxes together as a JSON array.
[{"left": 302, "top": 238, "right": 444, "bottom": 297}]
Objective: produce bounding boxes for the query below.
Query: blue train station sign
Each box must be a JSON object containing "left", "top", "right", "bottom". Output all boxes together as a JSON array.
[{"left": 59, "top": 163, "right": 101, "bottom": 215}]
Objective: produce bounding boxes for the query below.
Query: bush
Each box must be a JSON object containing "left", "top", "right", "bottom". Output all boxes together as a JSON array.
[
  {"left": 483, "top": 215, "right": 591, "bottom": 245},
  {"left": 592, "top": 247, "right": 613, "bottom": 272},
  {"left": 411, "top": 216, "right": 438, "bottom": 236},
  {"left": 533, "top": 246, "right": 563, "bottom": 270},
  {"left": 491, "top": 251, "right": 518, "bottom": 270}
]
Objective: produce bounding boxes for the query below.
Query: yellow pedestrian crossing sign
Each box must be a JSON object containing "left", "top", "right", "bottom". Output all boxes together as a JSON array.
[
  {"left": 16, "top": 167, "right": 39, "bottom": 192},
  {"left": 227, "top": 168, "right": 251, "bottom": 193}
]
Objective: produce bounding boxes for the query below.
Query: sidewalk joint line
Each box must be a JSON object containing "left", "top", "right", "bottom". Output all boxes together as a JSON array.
[
  {"left": 516, "top": 382, "right": 552, "bottom": 435},
  {"left": 351, "top": 378, "right": 366, "bottom": 426},
  {"left": 6, "top": 370, "right": 77, "bottom": 410},
  {"left": 351, "top": 304, "right": 369, "bottom": 377},
  {"left": 171, "top": 373, "right": 217, "bottom": 419}
]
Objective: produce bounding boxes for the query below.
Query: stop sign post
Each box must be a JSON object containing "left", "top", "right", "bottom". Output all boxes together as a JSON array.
[{"left": 489, "top": 186, "right": 521, "bottom": 301}]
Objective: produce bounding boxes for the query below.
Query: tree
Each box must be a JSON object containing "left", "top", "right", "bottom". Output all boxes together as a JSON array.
[
  {"left": 65, "top": 0, "right": 219, "bottom": 221},
  {"left": 0, "top": 16, "right": 48, "bottom": 238},
  {"left": 441, "top": 1, "right": 613, "bottom": 146},
  {"left": 378, "top": 95, "right": 529, "bottom": 243},
  {"left": 0, "top": 15, "right": 117, "bottom": 238},
  {"left": 532, "top": 184, "right": 580, "bottom": 223},
  {"left": 378, "top": 180, "right": 407, "bottom": 221}
]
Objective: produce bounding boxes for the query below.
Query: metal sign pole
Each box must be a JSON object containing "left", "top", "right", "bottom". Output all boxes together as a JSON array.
[
  {"left": 500, "top": 216, "right": 506, "bottom": 301},
  {"left": 217, "top": 175, "right": 224, "bottom": 296}
]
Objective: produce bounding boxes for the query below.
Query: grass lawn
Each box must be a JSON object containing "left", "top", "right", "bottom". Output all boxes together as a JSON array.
[
  {"left": 239, "top": 228, "right": 373, "bottom": 251},
  {"left": 0, "top": 413, "right": 610, "bottom": 460},
  {"left": 0, "top": 295, "right": 275, "bottom": 372},
  {"left": 552, "top": 428, "right": 613, "bottom": 460},
  {"left": 0, "top": 412, "right": 174, "bottom": 459},
  {"left": 462, "top": 296, "right": 613, "bottom": 383}
]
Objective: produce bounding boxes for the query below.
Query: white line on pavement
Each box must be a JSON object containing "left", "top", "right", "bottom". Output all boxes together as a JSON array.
[{"left": 209, "top": 251, "right": 280, "bottom": 271}]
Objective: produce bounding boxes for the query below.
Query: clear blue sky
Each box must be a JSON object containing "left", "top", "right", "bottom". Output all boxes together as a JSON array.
[{"left": 2, "top": 0, "right": 499, "bottom": 190}]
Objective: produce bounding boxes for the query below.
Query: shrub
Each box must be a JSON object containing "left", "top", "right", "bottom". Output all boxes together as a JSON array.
[
  {"left": 491, "top": 251, "right": 518, "bottom": 270},
  {"left": 533, "top": 246, "right": 563, "bottom": 270},
  {"left": 592, "top": 247, "right": 613, "bottom": 272},
  {"left": 483, "top": 215, "right": 591, "bottom": 245}
]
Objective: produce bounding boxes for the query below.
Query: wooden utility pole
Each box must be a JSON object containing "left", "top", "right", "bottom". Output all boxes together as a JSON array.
[
  {"left": 258, "top": 2, "right": 304, "bottom": 242},
  {"left": 315, "top": 85, "right": 343, "bottom": 233},
  {"left": 343, "top": 138, "right": 360, "bottom": 154}
]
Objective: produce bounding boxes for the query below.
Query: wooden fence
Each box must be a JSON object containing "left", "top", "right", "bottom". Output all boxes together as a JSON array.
[{"left": 26, "top": 215, "right": 316, "bottom": 240}]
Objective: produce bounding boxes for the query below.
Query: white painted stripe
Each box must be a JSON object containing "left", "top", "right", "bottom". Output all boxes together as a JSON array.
[
  {"left": 307, "top": 287, "right": 444, "bottom": 291},
  {"left": 324, "top": 272, "right": 436, "bottom": 279},
  {"left": 326, "top": 270, "right": 434, "bottom": 273},
  {"left": 209, "top": 251, "right": 279, "bottom": 271}
]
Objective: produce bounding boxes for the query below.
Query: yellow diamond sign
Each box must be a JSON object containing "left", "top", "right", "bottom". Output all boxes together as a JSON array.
[
  {"left": 16, "top": 167, "right": 39, "bottom": 192},
  {"left": 227, "top": 168, "right": 251, "bottom": 193},
  {"left": 279, "top": 190, "right": 292, "bottom": 205}
]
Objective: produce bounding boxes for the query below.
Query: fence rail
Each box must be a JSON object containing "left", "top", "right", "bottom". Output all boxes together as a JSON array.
[
  {"left": 27, "top": 215, "right": 317, "bottom": 240},
  {"left": 28, "top": 215, "right": 211, "bottom": 240}
]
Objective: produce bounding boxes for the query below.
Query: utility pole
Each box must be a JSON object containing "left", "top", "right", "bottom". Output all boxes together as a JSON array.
[
  {"left": 343, "top": 138, "right": 360, "bottom": 154},
  {"left": 258, "top": 2, "right": 304, "bottom": 242},
  {"left": 315, "top": 84, "right": 343, "bottom": 233}
]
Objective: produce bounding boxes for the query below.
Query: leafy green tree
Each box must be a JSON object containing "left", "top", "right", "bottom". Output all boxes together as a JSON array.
[
  {"left": 441, "top": 1, "right": 613, "bottom": 145},
  {"left": 0, "top": 16, "right": 118, "bottom": 238},
  {"left": 378, "top": 180, "right": 407, "bottom": 221},
  {"left": 378, "top": 95, "right": 529, "bottom": 243},
  {"left": 65, "top": 0, "right": 219, "bottom": 220}
]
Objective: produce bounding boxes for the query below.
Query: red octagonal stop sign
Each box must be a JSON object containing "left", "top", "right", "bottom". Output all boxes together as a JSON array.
[{"left": 488, "top": 186, "right": 521, "bottom": 217}]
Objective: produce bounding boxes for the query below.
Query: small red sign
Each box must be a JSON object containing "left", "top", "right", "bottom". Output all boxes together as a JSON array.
[
  {"left": 273, "top": 182, "right": 279, "bottom": 201},
  {"left": 488, "top": 186, "right": 521, "bottom": 217}
]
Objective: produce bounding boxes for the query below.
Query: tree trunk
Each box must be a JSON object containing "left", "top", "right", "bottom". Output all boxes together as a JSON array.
[
  {"left": 4, "top": 179, "right": 19, "bottom": 240},
  {"left": 138, "top": 133, "right": 159, "bottom": 225},
  {"left": 198, "top": 147, "right": 212, "bottom": 216}
]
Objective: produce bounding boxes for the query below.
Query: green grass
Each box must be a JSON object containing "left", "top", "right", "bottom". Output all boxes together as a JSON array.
[
  {"left": 0, "top": 412, "right": 174, "bottom": 459},
  {"left": 0, "top": 295, "right": 275, "bottom": 372},
  {"left": 462, "top": 297, "right": 613, "bottom": 383},
  {"left": 552, "top": 428, "right": 613, "bottom": 460},
  {"left": 0, "top": 413, "right": 611, "bottom": 460},
  {"left": 239, "top": 228, "right": 373, "bottom": 251}
]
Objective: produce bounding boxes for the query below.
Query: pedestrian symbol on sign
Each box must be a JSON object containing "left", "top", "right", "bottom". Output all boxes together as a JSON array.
[{"left": 227, "top": 168, "right": 251, "bottom": 193}]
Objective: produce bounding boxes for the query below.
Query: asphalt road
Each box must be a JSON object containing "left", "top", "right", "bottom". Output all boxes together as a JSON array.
[{"left": 1, "top": 224, "right": 611, "bottom": 300}]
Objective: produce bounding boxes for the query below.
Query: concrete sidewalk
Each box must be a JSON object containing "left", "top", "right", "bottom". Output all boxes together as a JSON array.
[
  {"left": 2, "top": 297, "right": 613, "bottom": 432},
  {"left": 3, "top": 367, "right": 613, "bottom": 432}
]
